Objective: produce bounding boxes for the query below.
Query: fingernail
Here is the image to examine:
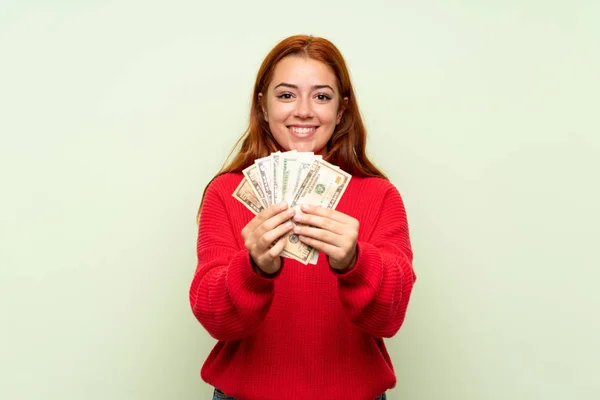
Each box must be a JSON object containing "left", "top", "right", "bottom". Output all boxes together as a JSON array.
[
  {"left": 280, "top": 202, "right": 288, "bottom": 209},
  {"left": 301, "top": 204, "right": 310, "bottom": 211},
  {"left": 294, "top": 226, "right": 301, "bottom": 233},
  {"left": 294, "top": 213, "right": 302, "bottom": 221},
  {"left": 285, "top": 221, "right": 293, "bottom": 228}
]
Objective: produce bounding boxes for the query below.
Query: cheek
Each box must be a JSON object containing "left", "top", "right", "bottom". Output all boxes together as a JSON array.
[
  {"left": 316, "top": 105, "right": 340, "bottom": 124},
  {"left": 267, "top": 106, "right": 291, "bottom": 139},
  {"left": 267, "top": 102, "right": 292, "bottom": 123}
]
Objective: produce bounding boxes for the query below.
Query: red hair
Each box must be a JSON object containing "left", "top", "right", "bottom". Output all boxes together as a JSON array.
[{"left": 197, "top": 35, "right": 387, "bottom": 220}]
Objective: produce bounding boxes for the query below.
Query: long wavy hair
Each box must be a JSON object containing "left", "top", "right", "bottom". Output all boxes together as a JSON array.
[{"left": 197, "top": 34, "right": 387, "bottom": 221}]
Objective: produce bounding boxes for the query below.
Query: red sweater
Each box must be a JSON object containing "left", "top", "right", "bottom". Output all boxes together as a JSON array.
[{"left": 189, "top": 173, "right": 416, "bottom": 400}]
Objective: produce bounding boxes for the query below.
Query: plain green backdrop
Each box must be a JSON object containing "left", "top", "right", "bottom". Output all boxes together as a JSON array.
[{"left": 1, "top": 1, "right": 598, "bottom": 399}]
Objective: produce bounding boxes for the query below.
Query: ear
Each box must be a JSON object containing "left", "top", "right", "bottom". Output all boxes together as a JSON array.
[
  {"left": 337, "top": 97, "right": 349, "bottom": 125},
  {"left": 258, "top": 93, "right": 268, "bottom": 121}
]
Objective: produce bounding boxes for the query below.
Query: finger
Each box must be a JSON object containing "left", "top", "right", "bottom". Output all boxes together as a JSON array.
[
  {"left": 292, "top": 212, "right": 345, "bottom": 235},
  {"left": 297, "top": 234, "right": 342, "bottom": 259},
  {"left": 293, "top": 224, "right": 344, "bottom": 247},
  {"left": 300, "top": 204, "right": 358, "bottom": 225},
  {"left": 246, "top": 202, "right": 290, "bottom": 232},
  {"left": 260, "top": 221, "right": 294, "bottom": 250},
  {"left": 266, "top": 235, "right": 288, "bottom": 258},
  {"left": 299, "top": 204, "right": 352, "bottom": 224},
  {"left": 259, "top": 206, "right": 295, "bottom": 233}
]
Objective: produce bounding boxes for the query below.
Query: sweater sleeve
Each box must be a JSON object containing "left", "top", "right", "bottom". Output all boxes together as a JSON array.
[
  {"left": 334, "top": 185, "right": 416, "bottom": 338},
  {"left": 189, "top": 177, "right": 275, "bottom": 341}
]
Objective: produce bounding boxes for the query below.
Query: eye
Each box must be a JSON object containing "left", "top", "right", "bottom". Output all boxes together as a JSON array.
[
  {"left": 315, "top": 93, "right": 332, "bottom": 101},
  {"left": 276, "top": 92, "right": 294, "bottom": 100}
]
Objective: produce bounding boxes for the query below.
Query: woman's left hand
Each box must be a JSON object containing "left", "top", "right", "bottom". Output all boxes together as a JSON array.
[{"left": 293, "top": 204, "right": 359, "bottom": 271}]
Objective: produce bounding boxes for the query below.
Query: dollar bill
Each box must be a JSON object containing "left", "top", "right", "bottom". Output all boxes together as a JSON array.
[
  {"left": 272, "top": 151, "right": 283, "bottom": 205},
  {"left": 235, "top": 153, "right": 347, "bottom": 265},
  {"left": 242, "top": 164, "right": 268, "bottom": 208},
  {"left": 291, "top": 159, "right": 351, "bottom": 211},
  {"left": 232, "top": 177, "right": 265, "bottom": 214},
  {"left": 287, "top": 153, "right": 317, "bottom": 204},
  {"left": 255, "top": 155, "right": 274, "bottom": 206},
  {"left": 281, "top": 150, "right": 301, "bottom": 204},
  {"left": 306, "top": 248, "right": 319, "bottom": 264},
  {"left": 283, "top": 159, "right": 352, "bottom": 264},
  {"left": 232, "top": 175, "right": 319, "bottom": 265}
]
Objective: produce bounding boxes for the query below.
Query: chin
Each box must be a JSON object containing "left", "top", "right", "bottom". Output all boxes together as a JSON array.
[{"left": 288, "top": 142, "right": 322, "bottom": 153}]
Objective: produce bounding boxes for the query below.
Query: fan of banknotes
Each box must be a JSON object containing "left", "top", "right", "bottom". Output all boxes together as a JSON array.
[{"left": 232, "top": 151, "right": 351, "bottom": 265}]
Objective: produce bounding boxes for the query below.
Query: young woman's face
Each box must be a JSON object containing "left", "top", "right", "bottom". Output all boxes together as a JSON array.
[{"left": 260, "top": 56, "right": 347, "bottom": 154}]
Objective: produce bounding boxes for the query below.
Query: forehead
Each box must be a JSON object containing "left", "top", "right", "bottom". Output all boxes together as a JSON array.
[{"left": 269, "top": 56, "right": 338, "bottom": 89}]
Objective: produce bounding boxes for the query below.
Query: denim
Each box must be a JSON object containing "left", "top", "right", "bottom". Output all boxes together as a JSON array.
[{"left": 212, "top": 388, "right": 387, "bottom": 400}]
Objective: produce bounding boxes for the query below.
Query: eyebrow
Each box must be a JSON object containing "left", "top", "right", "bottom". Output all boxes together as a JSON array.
[{"left": 274, "top": 83, "right": 336, "bottom": 93}]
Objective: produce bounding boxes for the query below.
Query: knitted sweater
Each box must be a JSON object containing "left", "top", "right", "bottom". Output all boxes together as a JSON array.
[{"left": 189, "top": 172, "right": 416, "bottom": 400}]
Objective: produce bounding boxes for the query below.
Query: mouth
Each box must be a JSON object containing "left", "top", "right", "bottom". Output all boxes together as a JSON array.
[{"left": 288, "top": 125, "right": 319, "bottom": 138}]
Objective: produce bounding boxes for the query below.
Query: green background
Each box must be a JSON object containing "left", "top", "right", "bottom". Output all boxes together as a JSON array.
[{"left": 1, "top": 1, "right": 598, "bottom": 399}]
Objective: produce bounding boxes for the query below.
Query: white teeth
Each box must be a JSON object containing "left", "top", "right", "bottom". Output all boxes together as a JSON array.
[{"left": 291, "top": 127, "right": 316, "bottom": 134}]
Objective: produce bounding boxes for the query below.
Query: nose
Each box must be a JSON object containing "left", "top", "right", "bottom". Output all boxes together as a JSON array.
[{"left": 294, "top": 97, "right": 314, "bottom": 119}]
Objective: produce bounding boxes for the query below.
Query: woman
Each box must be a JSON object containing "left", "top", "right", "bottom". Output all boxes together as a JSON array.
[{"left": 190, "top": 34, "right": 416, "bottom": 400}]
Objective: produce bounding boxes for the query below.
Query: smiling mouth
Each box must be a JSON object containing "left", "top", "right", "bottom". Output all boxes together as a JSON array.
[{"left": 288, "top": 126, "right": 319, "bottom": 137}]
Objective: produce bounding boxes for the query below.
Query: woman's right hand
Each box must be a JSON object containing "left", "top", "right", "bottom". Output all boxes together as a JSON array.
[{"left": 241, "top": 202, "right": 295, "bottom": 276}]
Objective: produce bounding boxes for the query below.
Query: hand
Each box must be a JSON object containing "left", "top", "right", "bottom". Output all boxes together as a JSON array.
[
  {"left": 241, "top": 202, "right": 295, "bottom": 276},
  {"left": 292, "top": 204, "right": 359, "bottom": 271}
]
